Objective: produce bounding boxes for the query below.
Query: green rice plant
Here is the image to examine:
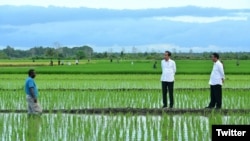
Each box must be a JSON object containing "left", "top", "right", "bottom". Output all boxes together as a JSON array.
[
  {"left": 0, "top": 113, "right": 249, "bottom": 141},
  {"left": 1, "top": 59, "right": 250, "bottom": 74},
  {"left": 1, "top": 74, "right": 250, "bottom": 91},
  {"left": 0, "top": 87, "right": 249, "bottom": 110},
  {"left": 0, "top": 71, "right": 249, "bottom": 141}
]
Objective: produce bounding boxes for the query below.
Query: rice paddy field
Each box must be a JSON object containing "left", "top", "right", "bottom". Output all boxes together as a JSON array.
[
  {"left": 0, "top": 59, "right": 249, "bottom": 141},
  {"left": 0, "top": 59, "right": 250, "bottom": 74}
]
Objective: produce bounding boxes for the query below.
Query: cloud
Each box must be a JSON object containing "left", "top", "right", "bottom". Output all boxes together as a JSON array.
[
  {"left": 0, "top": 5, "right": 250, "bottom": 52},
  {"left": 1, "top": 0, "right": 250, "bottom": 9},
  {"left": 1, "top": 18, "right": 249, "bottom": 48},
  {"left": 153, "top": 16, "right": 248, "bottom": 23},
  {"left": 70, "top": 44, "right": 248, "bottom": 53},
  {"left": 1, "top": 6, "right": 250, "bottom": 25}
]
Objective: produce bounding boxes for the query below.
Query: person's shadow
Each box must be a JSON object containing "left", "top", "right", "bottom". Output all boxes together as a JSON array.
[{"left": 26, "top": 115, "right": 42, "bottom": 141}]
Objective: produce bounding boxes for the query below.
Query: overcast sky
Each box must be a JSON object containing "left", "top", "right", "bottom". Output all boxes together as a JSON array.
[
  {"left": 0, "top": 0, "right": 250, "bottom": 52},
  {"left": 1, "top": 0, "right": 250, "bottom": 9}
]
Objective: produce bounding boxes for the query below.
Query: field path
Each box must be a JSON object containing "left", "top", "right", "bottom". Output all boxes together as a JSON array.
[{"left": 0, "top": 108, "right": 249, "bottom": 115}]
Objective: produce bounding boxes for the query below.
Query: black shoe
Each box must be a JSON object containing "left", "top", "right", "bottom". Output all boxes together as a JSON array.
[
  {"left": 215, "top": 107, "right": 221, "bottom": 110},
  {"left": 205, "top": 106, "right": 214, "bottom": 109},
  {"left": 162, "top": 106, "right": 167, "bottom": 109}
]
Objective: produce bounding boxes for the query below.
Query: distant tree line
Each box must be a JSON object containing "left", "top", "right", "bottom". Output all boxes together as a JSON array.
[
  {"left": 0, "top": 45, "right": 94, "bottom": 60},
  {"left": 0, "top": 45, "right": 249, "bottom": 61}
]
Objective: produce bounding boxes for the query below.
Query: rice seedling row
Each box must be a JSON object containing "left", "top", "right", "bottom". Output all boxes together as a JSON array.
[
  {"left": 1, "top": 60, "right": 250, "bottom": 74},
  {"left": 1, "top": 74, "right": 250, "bottom": 90},
  {"left": 0, "top": 73, "right": 249, "bottom": 141},
  {"left": 0, "top": 113, "right": 249, "bottom": 141},
  {"left": 0, "top": 89, "right": 249, "bottom": 110}
]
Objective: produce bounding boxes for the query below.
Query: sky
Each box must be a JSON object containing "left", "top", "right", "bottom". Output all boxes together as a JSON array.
[
  {"left": 1, "top": 0, "right": 250, "bottom": 9},
  {"left": 0, "top": 0, "right": 250, "bottom": 52}
]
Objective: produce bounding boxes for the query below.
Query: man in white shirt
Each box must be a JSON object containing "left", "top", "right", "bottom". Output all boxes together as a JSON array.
[
  {"left": 161, "top": 51, "right": 176, "bottom": 108},
  {"left": 75, "top": 59, "right": 79, "bottom": 65},
  {"left": 206, "top": 53, "right": 225, "bottom": 109}
]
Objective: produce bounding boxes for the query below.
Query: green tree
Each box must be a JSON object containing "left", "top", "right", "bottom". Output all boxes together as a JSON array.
[
  {"left": 104, "top": 52, "right": 108, "bottom": 58},
  {"left": 121, "top": 51, "right": 124, "bottom": 58},
  {"left": 3, "top": 46, "right": 15, "bottom": 58},
  {"left": 0, "top": 51, "right": 8, "bottom": 59},
  {"left": 76, "top": 50, "right": 85, "bottom": 59},
  {"left": 45, "top": 48, "right": 55, "bottom": 59},
  {"left": 82, "top": 46, "right": 93, "bottom": 59}
]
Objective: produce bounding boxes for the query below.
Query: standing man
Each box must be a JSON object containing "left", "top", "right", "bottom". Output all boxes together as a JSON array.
[
  {"left": 75, "top": 59, "right": 79, "bottom": 65},
  {"left": 161, "top": 51, "right": 176, "bottom": 108},
  {"left": 25, "top": 69, "right": 42, "bottom": 115},
  {"left": 206, "top": 53, "right": 225, "bottom": 109}
]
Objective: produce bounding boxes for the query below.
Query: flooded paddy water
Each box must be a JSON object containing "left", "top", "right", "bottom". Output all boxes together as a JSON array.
[{"left": 0, "top": 113, "right": 249, "bottom": 141}]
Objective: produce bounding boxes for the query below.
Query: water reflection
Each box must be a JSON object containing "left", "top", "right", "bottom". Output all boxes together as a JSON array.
[
  {"left": 26, "top": 115, "right": 42, "bottom": 141},
  {"left": 207, "top": 113, "right": 223, "bottom": 139},
  {"left": 0, "top": 113, "right": 248, "bottom": 141},
  {"left": 161, "top": 115, "right": 174, "bottom": 141}
]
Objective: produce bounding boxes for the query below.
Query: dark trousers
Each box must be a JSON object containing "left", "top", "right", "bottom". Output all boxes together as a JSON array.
[
  {"left": 162, "top": 81, "right": 174, "bottom": 108},
  {"left": 208, "top": 85, "right": 222, "bottom": 108}
]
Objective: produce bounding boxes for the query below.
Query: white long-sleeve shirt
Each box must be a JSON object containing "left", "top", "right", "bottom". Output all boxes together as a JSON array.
[
  {"left": 209, "top": 60, "right": 225, "bottom": 85},
  {"left": 161, "top": 59, "right": 176, "bottom": 82}
]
